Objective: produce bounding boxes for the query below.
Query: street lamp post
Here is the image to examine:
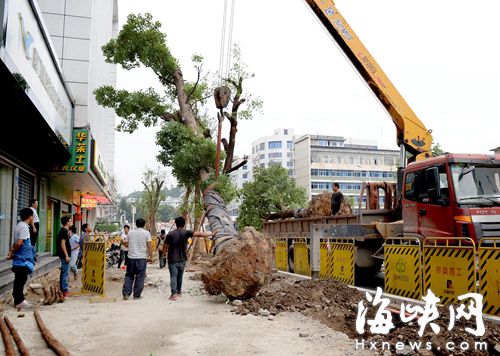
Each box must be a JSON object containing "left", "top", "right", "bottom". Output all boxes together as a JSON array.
[{"left": 131, "top": 204, "right": 136, "bottom": 229}]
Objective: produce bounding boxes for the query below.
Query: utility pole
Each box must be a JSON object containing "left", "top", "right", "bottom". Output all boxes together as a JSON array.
[{"left": 131, "top": 204, "right": 136, "bottom": 229}]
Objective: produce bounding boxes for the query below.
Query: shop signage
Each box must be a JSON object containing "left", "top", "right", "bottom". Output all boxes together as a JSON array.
[
  {"left": 81, "top": 197, "right": 97, "bottom": 209},
  {"left": 59, "top": 129, "right": 89, "bottom": 173},
  {"left": 2, "top": 0, "right": 73, "bottom": 145},
  {"left": 91, "top": 140, "right": 108, "bottom": 186}
]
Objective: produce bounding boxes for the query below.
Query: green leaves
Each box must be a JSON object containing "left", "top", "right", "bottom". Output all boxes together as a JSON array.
[
  {"left": 102, "top": 13, "right": 178, "bottom": 85},
  {"left": 237, "top": 165, "right": 307, "bottom": 231},
  {"left": 156, "top": 121, "right": 216, "bottom": 187},
  {"left": 201, "top": 173, "right": 239, "bottom": 204},
  {"left": 94, "top": 86, "right": 169, "bottom": 133}
]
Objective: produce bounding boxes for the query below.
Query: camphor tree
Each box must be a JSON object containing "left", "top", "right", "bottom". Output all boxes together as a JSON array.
[{"left": 94, "top": 14, "right": 270, "bottom": 298}]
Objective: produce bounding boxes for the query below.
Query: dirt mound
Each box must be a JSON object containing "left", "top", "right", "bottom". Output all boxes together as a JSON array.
[
  {"left": 307, "top": 191, "right": 332, "bottom": 216},
  {"left": 233, "top": 276, "right": 499, "bottom": 355},
  {"left": 307, "top": 191, "right": 352, "bottom": 217},
  {"left": 201, "top": 227, "right": 273, "bottom": 299}
]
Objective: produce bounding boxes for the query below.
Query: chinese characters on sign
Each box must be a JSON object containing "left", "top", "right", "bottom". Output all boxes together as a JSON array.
[
  {"left": 356, "top": 287, "right": 485, "bottom": 337},
  {"left": 60, "top": 129, "right": 89, "bottom": 173}
]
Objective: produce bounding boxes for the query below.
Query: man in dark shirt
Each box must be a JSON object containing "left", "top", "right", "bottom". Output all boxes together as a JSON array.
[
  {"left": 164, "top": 216, "right": 212, "bottom": 301},
  {"left": 57, "top": 216, "right": 73, "bottom": 297},
  {"left": 331, "top": 183, "right": 344, "bottom": 216}
]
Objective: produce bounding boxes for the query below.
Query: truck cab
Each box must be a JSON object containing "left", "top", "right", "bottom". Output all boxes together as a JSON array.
[{"left": 402, "top": 154, "right": 500, "bottom": 242}]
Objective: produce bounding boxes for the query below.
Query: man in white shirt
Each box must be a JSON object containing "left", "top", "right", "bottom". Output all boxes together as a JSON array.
[
  {"left": 122, "top": 219, "right": 152, "bottom": 300},
  {"left": 8, "top": 208, "right": 35, "bottom": 309},
  {"left": 29, "top": 199, "right": 39, "bottom": 248}
]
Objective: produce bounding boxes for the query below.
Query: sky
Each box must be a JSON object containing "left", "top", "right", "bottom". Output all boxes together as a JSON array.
[{"left": 113, "top": 0, "right": 500, "bottom": 195}]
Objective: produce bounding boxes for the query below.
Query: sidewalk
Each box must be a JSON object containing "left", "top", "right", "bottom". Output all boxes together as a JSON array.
[{"left": 1, "top": 264, "right": 372, "bottom": 355}]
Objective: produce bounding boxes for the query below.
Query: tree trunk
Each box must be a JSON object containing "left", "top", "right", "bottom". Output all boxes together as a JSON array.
[
  {"left": 173, "top": 68, "right": 273, "bottom": 299},
  {"left": 172, "top": 68, "right": 201, "bottom": 135}
]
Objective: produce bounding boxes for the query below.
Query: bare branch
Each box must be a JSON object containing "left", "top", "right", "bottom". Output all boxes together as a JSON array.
[
  {"left": 161, "top": 111, "right": 181, "bottom": 122},
  {"left": 225, "top": 159, "right": 248, "bottom": 174},
  {"left": 186, "top": 64, "right": 202, "bottom": 103},
  {"left": 221, "top": 138, "right": 229, "bottom": 152}
]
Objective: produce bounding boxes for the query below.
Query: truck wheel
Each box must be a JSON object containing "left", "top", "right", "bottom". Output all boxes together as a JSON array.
[
  {"left": 288, "top": 246, "right": 294, "bottom": 273},
  {"left": 355, "top": 259, "right": 383, "bottom": 287}
]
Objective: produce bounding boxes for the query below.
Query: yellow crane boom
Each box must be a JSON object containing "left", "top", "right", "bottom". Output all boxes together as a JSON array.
[{"left": 305, "top": 0, "right": 432, "bottom": 163}]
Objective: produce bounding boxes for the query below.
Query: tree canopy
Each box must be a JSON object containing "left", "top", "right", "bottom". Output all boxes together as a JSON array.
[
  {"left": 95, "top": 13, "right": 262, "bottom": 225},
  {"left": 237, "top": 165, "right": 307, "bottom": 231}
]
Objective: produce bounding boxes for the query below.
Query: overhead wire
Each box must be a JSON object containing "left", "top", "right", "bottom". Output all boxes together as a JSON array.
[
  {"left": 225, "top": 0, "right": 236, "bottom": 79},
  {"left": 218, "top": 0, "right": 228, "bottom": 85}
]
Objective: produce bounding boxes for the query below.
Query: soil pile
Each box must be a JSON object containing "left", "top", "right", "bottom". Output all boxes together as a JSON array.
[
  {"left": 307, "top": 191, "right": 332, "bottom": 216},
  {"left": 307, "top": 191, "right": 352, "bottom": 217},
  {"left": 234, "top": 276, "right": 500, "bottom": 355},
  {"left": 202, "top": 227, "right": 274, "bottom": 299}
]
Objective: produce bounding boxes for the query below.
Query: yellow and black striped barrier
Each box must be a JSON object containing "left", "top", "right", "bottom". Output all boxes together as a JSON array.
[
  {"left": 478, "top": 238, "right": 500, "bottom": 317},
  {"left": 319, "top": 240, "right": 330, "bottom": 279},
  {"left": 384, "top": 237, "right": 422, "bottom": 299},
  {"left": 328, "top": 238, "right": 355, "bottom": 285},
  {"left": 423, "top": 237, "right": 476, "bottom": 305},
  {"left": 293, "top": 239, "right": 310, "bottom": 276},
  {"left": 82, "top": 242, "right": 106, "bottom": 295},
  {"left": 275, "top": 238, "right": 288, "bottom": 272}
]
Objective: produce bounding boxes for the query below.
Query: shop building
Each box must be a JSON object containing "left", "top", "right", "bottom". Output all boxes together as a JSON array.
[{"left": 0, "top": 0, "right": 117, "bottom": 257}]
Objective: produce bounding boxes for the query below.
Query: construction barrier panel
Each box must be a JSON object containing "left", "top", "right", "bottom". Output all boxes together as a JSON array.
[
  {"left": 423, "top": 237, "right": 476, "bottom": 305},
  {"left": 384, "top": 237, "right": 422, "bottom": 299},
  {"left": 478, "top": 238, "right": 500, "bottom": 317},
  {"left": 319, "top": 240, "right": 330, "bottom": 279},
  {"left": 82, "top": 242, "right": 106, "bottom": 295},
  {"left": 294, "top": 239, "right": 310, "bottom": 276},
  {"left": 328, "top": 238, "right": 355, "bottom": 285},
  {"left": 275, "top": 239, "right": 288, "bottom": 272}
]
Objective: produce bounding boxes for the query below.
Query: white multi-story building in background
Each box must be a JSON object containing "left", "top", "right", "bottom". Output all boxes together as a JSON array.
[
  {"left": 294, "top": 134, "right": 399, "bottom": 206},
  {"left": 251, "top": 128, "right": 295, "bottom": 177}
]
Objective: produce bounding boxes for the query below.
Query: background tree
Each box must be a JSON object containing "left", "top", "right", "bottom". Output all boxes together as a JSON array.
[
  {"left": 159, "top": 204, "right": 178, "bottom": 223},
  {"left": 431, "top": 142, "right": 444, "bottom": 157},
  {"left": 94, "top": 13, "right": 272, "bottom": 298},
  {"left": 141, "top": 168, "right": 166, "bottom": 236},
  {"left": 238, "top": 166, "right": 307, "bottom": 231}
]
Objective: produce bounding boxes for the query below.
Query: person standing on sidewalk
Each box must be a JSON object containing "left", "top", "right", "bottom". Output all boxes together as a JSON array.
[
  {"left": 122, "top": 219, "right": 152, "bottom": 300},
  {"left": 157, "top": 229, "right": 167, "bottom": 269},
  {"left": 69, "top": 226, "right": 80, "bottom": 281},
  {"left": 7, "top": 208, "right": 35, "bottom": 309},
  {"left": 164, "top": 217, "right": 212, "bottom": 301},
  {"left": 118, "top": 225, "right": 130, "bottom": 270},
  {"left": 29, "top": 199, "right": 39, "bottom": 260},
  {"left": 77, "top": 223, "right": 92, "bottom": 269},
  {"left": 57, "top": 216, "right": 73, "bottom": 297}
]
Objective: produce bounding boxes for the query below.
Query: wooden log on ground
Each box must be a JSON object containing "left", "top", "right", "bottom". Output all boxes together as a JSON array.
[
  {"left": 4, "top": 316, "right": 30, "bottom": 356},
  {"left": 34, "top": 310, "right": 70, "bottom": 356},
  {"left": 48, "top": 286, "right": 55, "bottom": 305},
  {"left": 0, "top": 317, "right": 15, "bottom": 356},
  {"left": 54, "top": 285, "right": 61, "bottom": 304},
  {"left": 43, "top": 286, "right": 50, "bottom": 305}
]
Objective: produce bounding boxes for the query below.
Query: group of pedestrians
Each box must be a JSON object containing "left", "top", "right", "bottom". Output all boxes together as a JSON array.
[
  {"left": 7, "top": 196, "right": 100, "bottom": 309},
  {"left": 8, "top": 202, "right": 212, "bottom": 308},
  {"left": 121, "top": 216, "right": 212, "bottom": 301}
]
